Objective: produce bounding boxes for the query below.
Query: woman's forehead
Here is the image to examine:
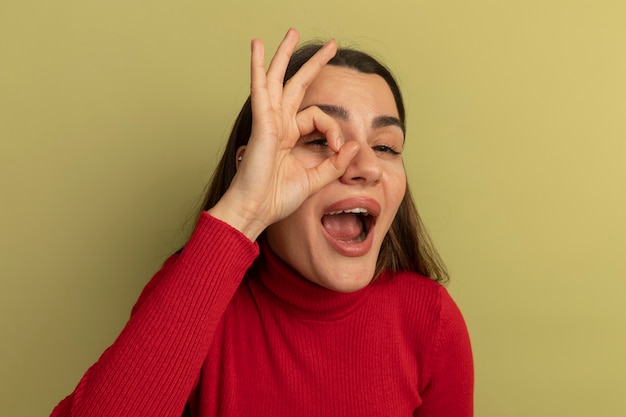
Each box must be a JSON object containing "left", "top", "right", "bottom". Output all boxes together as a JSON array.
[{"left": 301, "top": 66, "right": 399, "bottom": 118}]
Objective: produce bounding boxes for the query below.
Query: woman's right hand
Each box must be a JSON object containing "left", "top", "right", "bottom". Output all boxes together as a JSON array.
[{"left": 208, "top": 29, "right": 360, "bottom": 241}]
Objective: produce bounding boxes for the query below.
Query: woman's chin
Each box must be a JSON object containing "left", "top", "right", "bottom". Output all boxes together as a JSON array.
[{"left": 307, "top": 261, "right": 378, "bottom": 293}]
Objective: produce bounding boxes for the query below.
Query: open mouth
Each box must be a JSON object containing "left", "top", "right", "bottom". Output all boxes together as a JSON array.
[{"left": 321, "top": 208, "right": 375, "bottom": 243}]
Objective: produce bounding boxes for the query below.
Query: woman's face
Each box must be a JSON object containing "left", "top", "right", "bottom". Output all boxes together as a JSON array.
[{"left": 266, "top": 65, "right": 407, "bottom": 292}]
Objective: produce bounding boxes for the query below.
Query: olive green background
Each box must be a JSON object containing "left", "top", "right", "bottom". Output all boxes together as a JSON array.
[{"left": 2, "top": 1, "right": 625, "bottom": 416}]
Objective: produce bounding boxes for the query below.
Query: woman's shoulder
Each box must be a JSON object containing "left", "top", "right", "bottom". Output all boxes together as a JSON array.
[
  {"left": 380, "top": 269, "right": 447, "bottom": 304},
  {"left": 375, "top": 270, "right": 466, "bottom": 333}
]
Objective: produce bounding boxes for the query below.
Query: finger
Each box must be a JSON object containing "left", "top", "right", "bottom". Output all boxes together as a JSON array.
[
  {"left": 306, "top": 141, "right": 360, "bottom": 195},
  {"left": 250, "top": 39, "right": 271, "bottom": 116},
  {"left": 265, "top": 28, "right": 300, "bottom": 106},
  {"left": 282, "top": 39, "right": 337, "bottom": 113},
  {"left": 267, "top": 28, "right": 299, "bottom": 80},
  {"left": 295, "top": 106, "right": 344, "bottom": 151}
]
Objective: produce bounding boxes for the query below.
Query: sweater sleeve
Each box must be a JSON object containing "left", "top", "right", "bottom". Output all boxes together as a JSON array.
[
  {"left": 416, "top": 288, "right": 474, "bottom": 417},
  {"left": 51, "top": 212, "right": 259, "bottom": 417}
]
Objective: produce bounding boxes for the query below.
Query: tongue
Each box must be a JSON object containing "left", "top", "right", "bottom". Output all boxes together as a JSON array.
[{"left": 322, "top": 213, "right": 364, "bottom": 241}]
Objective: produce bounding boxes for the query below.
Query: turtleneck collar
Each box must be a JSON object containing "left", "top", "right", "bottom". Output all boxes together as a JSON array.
[{"left": 252, "top": 239, "right": 377, "bottom": 321}]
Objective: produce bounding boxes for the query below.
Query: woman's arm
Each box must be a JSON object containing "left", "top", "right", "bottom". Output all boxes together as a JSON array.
[
  {"left": 416, "top": 289, "right": 474, "bottom": 417},
  {"left": 52, "top": 28, "right": 359, "bottom": 416},
  {"left": 51, "top": 213, "right": 259, "bottom": 417}
]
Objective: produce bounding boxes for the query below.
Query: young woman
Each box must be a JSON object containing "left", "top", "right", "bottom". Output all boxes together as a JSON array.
[{"left": 52, "top": 28, "right": 473, "bottom": 416}]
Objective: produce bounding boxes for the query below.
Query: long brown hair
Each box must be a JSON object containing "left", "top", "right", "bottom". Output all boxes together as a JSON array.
[{"left": 198, "top": 43, "right": 449, "bottom": 284}]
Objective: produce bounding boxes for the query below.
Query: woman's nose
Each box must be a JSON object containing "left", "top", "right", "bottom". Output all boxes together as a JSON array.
[{"left": 340, "top": 143, "right": 383, "bottom": 185}]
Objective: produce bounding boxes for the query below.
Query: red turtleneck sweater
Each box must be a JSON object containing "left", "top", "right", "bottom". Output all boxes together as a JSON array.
[{"left": 52, "top": 212, "right": 473, "bottom": 416}]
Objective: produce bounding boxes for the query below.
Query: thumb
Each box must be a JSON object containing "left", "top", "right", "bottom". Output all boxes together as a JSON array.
[{"left": 306, "top": 141, "right": 360, "bottom": 195}]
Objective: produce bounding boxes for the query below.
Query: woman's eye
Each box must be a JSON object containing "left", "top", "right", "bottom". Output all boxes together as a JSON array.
[
  {"left": 305, "top": 138, "right": 329, "bottom": 147},
  {"left": 372, "top": 144, "right": 401, "bottom": 155}
]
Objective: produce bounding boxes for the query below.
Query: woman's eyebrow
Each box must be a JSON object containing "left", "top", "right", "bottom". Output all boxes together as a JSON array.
[
  {"left": 372, "top": 115, "right": 404, "bottom": 134},
  {"left": 301, "top": 104, "right": 404, "bottom": 134},
  {"left": 306, "top": 104, "right": 350, "bottom": 121}
]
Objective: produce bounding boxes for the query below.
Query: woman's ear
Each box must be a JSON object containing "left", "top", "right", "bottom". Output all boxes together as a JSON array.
[{"left": 235, "top": 146, "right": 246, "bottom": 170}]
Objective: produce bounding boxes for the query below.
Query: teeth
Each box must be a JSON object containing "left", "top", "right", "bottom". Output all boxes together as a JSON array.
[{"left": 326, "top": 208, "right": 369, "bottom": 216}]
